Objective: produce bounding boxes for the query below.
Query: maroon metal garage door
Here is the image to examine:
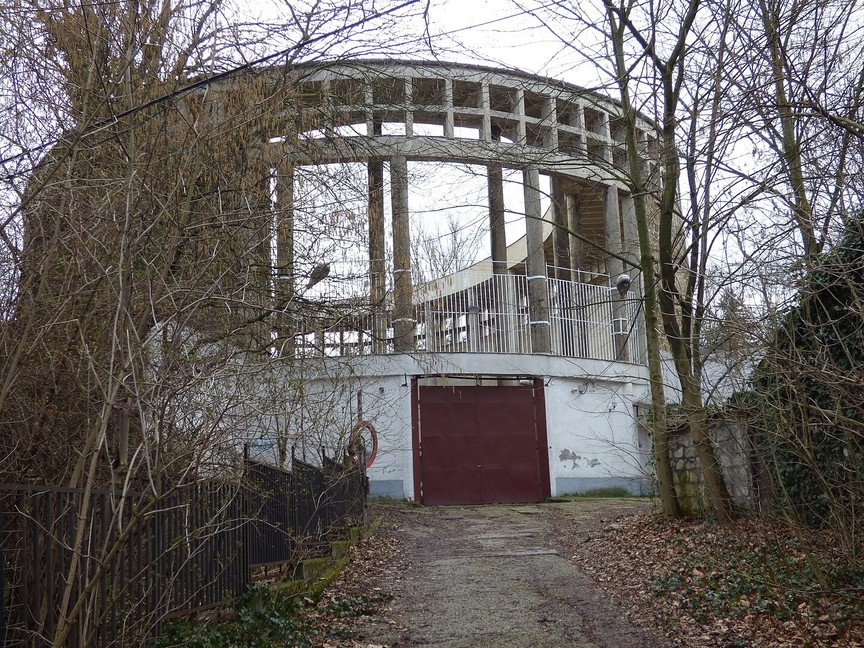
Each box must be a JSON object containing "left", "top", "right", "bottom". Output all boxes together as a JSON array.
[{"left": 412, "top": 380, "right": 551, "bottom": 505}]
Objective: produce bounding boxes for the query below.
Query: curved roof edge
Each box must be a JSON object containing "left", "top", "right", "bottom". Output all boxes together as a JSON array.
[{"left": 280, "top": 57, "right": 660, "bottom": 132}]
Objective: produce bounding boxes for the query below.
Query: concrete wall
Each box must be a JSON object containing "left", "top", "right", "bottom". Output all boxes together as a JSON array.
[
  {"left": 545, "top": 376, "right": 652, "bottom": 496},
  {"left": 271, "top": 353, "right": 652, "bottom": 500},
  {"left": 669, "top": 417, "right": 755, "bottom": 515}
]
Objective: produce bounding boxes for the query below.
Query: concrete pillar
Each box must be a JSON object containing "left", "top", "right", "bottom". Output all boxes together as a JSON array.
[
  {"left": 390, "top": 155, "right": 414, "bottom": 352},
  {"left": 550, "top": 174, "right": 575, "bottom": 355},
  {"left": 619, "top": 190, "right": 643, "bottom": 363},
  {"left": 515, "top": 88, "right": 526, "bottom": 145},
  {"left": 488, "top": 163, "right": 509, "bottom": 355},
  {"left": 542, "top": 96, "right": 558, "bottom": 149},
  {"left": 604, "top": 185, "right": 624, "bottom": 277},
  {"left": 444, "top": 80, "right": 454, "bottom": 138},
  {"left": 550, "top": 175, "right": 571, "bottom": 279},
  {"left": 274, "top": 161, "right": 294, "bottom": 347},
  {"left": 246, "top": 144, "right": 272, "bottom": 350},
  {"left": 568, "top": 193, "right": 584, "bottom": 282},
  {"left": 404, "top": 77, "right": 414, "bottom": 137},
  {"left": 523, "top": 167, "right": 551, "bottom": 354},
  {"left": 488, "top": 164, "right": 507, "bottom": 274},
  {"left": 368, "top": 158, "right": 386, "bottom": 352},
  {"left": 605, "top": 185, "right": 629, "bottom": 362},
  {"left": 480, "top": 82, "right": 492, "bottom": 142},
  {"left": 619, "top": 191, "right": 640, "bottom": 273}
]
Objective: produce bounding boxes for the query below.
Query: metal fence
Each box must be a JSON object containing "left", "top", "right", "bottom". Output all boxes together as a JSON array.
[
  {"left": 1, "top": 455, "right": 366, "bottom": 647},
  {"left": 290, "top": 269, "right": 643, "bottom": 362}
]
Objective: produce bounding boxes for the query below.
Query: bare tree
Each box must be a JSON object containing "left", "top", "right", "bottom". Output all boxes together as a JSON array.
[{"left": 0, "top": 1, "right": 425, "bottom": 644}]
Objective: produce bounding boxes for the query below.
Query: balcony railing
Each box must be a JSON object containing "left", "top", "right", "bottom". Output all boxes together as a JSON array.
[{"left": 286, "top": 271, "right": 643, "bottom": 364}]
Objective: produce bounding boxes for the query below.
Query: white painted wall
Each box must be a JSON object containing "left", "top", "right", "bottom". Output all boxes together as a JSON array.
[
  {"left": 274, "top": 353, "right": 653, "bottom": 500},
  {"left": 544, "top": 376, "right": 652, "bottom": 496}
]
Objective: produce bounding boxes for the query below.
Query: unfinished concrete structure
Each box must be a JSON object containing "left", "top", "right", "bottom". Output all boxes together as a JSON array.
[{"left": 267, "top": 60, "right": 657, "bottom": 503}]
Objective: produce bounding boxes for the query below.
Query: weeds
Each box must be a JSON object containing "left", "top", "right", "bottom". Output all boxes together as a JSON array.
[{"left": 155, "top": 584, "right": 392, "bottom": 647}]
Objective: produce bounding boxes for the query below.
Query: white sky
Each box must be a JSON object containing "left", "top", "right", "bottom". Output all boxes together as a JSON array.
[{"left": 419, "top": 0, "right": 606, "bottom": 88}]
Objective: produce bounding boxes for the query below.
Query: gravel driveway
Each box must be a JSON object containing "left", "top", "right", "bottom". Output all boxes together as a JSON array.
[{"left": 348, "top": 500, "right": 672, "bottom": 648}]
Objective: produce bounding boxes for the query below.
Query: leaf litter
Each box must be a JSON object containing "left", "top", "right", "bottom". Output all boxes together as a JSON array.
[
  {"left": 543, "top": 506, "right": 864, "bottom": 648},
  {"left": 311, "top": 502, "right": 864, "bottom": 647}
]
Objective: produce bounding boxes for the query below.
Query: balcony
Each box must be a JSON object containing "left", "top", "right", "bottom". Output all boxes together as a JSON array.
[{"left": 286, "top": 270, "right": 643, "bottom": 364}]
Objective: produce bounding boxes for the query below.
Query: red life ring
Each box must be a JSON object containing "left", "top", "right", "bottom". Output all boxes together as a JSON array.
[{"left": 350, "top": 420, "right": 378, "bottom": 468}]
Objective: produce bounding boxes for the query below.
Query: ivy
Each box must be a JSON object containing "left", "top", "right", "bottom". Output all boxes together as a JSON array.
[{"left": 749, "top": 213, "right": 864, "bottom": 550}]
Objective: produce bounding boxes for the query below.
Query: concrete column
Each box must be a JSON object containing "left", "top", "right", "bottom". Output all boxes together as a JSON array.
[
  {"left": 604, "top": 185, "right": 624, "bottom": 277},
  {"left": 542, "top": 96, "right": 558, "bottom": 149},
  {"left": 390, "top": 155, "right": 414, "bottom": 352},
  {"left": 368, "top": 158, "right": 386, "bottom": 352},
  {"left": 444, "top": 79, "right": 454, "bottom": 138},
  {"left": 550, "top": 174, "right": 575, "bottom": 356},
  {"left": 619, "top": 191, "right": 640, "bottom": 273},
  {"left": 275, "top": 161, "right": 294, "bottom": 346},
  {"left": 246, "top": 144, "right": 272, "bottom": 351},
  {"left": 364, "top": 82, "right": 375, "bottom": 135},
  {"left": 619, "top": 190, "right": 643, "bottom": 363},
  {"left": 488, "top": 125, "right": 509, "bottom": 357},
  {"left": 568, "top": 193, "right": 584, "bottom": 282},
  {"left": 605, "top": 185, "right": 629, "bottom": 362},
  {"left": 487, "top": 165, "right": 507, "bottom": 274},
  {"left": 480, "top": 82, "right": 492, "bottom": 142},
  {"left": 550, "top": 175, "right": 570, "bottom": 279},
  {"left": 573, "top": 104, "right": 588, "bottom": 158},
  {"left": 515, "top": 88, "right": 526, "bottom": 144},
  {"left": 523, "top": 167, "right": 551, "bottom": 354},
  {"left": 404, "top": 77, "right": 414, "bottom": 137}
]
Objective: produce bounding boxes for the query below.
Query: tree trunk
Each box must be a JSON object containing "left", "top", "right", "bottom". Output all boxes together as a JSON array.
[{"left": 608, "top": 9, "right": 681, "bottom": 518}]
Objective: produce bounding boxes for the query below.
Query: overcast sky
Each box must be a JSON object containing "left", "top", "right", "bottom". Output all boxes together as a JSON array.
[{"left": 421, "top": 1, "right": 604, "bottom": 87}]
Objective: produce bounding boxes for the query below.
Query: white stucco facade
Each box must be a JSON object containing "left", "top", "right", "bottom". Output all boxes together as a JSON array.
[{"left": 278, "top": 353, "right": 652, "bottom": 500}]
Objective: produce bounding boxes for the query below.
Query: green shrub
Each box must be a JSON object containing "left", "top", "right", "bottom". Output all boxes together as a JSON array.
[{"left": 154, "top": 584, "right": 314, "bottom": 648}]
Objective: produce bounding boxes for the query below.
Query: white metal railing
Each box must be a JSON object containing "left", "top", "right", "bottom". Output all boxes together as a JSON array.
[
  {"left": 287, "top": 271, "right": 643, "bottom": 363},
  {"left": 416, "top": 273, "right": 530, "bottom": 355}
]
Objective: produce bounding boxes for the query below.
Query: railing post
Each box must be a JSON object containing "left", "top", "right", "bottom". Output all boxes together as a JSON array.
[{"left": 467, "top": 304, "right": 481, "bottom": 352}]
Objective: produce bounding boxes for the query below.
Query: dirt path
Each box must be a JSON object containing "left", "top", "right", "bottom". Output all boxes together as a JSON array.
[{"left": 348, "top": 501, "right": 672, "bottom": 648}]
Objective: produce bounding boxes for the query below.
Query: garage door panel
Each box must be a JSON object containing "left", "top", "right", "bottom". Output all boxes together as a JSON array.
[
  {"left": 422, "top": 435, "right": 479, "bottom": 468},
  {"left": 422, "top": 470, "right": 484, "bottom": 505},
  {"left": 416, "top": 384, "right": 549, "bottom": 505},
  {"left": 477, "top": 468, "right": 530, "bottom": 503}
]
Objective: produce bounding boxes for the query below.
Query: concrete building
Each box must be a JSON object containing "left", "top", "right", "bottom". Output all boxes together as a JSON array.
[{"left": 265, "top": 59, "right": 659, "bottom": 504}]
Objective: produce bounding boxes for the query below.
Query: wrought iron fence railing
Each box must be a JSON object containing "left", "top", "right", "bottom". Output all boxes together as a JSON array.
[{"left": 0, "top": 454, "right": 366, "bottom": 647}]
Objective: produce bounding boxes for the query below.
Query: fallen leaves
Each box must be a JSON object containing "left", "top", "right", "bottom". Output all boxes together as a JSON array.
[
  {"left": 309, "top": 515, "right": 407, "bottom": 647},
  {"left": 544, "top": 506, "right": 864, "bottom": 648}
]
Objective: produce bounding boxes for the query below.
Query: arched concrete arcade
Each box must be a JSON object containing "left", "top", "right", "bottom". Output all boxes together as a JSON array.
[{"left": 254, "top": 59, "right": 657, "bottom": 503}]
